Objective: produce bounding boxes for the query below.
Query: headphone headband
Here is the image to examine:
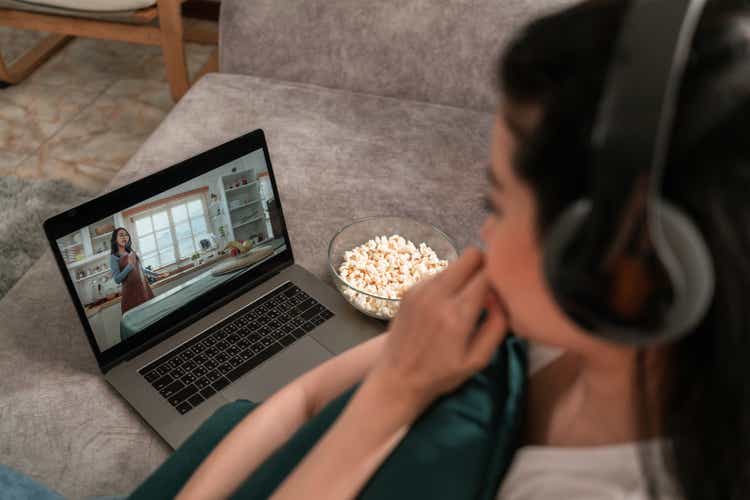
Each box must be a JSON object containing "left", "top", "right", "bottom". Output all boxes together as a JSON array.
[{"left": 543, "top": 0, "right": 716, "bottom": 345}]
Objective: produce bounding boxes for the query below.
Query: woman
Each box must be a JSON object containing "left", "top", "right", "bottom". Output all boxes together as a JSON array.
[
  {"left": 136, "top": 0, "right": 749, "bottom": 498},
  {"left": 109, "top": 227, "right": 169, "bottom": 314}
]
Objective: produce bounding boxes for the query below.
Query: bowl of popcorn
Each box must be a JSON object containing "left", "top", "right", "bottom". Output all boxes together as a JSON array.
[{"left": 328, "top": 216, "right": 459, "bottom": 320}]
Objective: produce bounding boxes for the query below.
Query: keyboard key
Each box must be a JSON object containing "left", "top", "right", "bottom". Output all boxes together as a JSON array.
[
  {"left": 280, "top": 334, "right": 296, "bottom": 347},
  {"left": 237, "top": 338, "right": 250, "bottom": 349},
  {"left": 311, "top": 315, "right": 325, "bottom": 326},
  {"left": 204, "top": 346, "right": 218, "bottom": 358},
  {"left": 280, "top": 324, "right": 294, "bottom": 334},
  {"left": 261, "top": 337, "right": 274, "bottom": 347},
  {"left": 188, "top": 393, "right": 205, "bottom": 408},
  {"left": 302, "top": 304, "right": 325, "bottom": 320},
  {"left": 267, "top": 319, "right": 281, "bottom": 329},
  {"left": 238, "top": 349, "right": 253, "bottom": 361},
  {"left": 215, "top": 353, "right": 228, "bottom": 364},
  {"left": 152, "top": 374, "right": 173, "bottom": 391},
  {"left": 227, "top": 345, "right": 240, "bottom": 356},
  {"left": 271, "top": 330, "right": 285, "bottom": 340},
  {"left": 172, "top": 366, "right": 186, "bottom": 378},
  {"left": 212, "top": 377, "right": 230, "bottom": 391},
  {"left": 290, "top": 317, "right": 304, "bottom": 327},
  {"left": 228, "top": 357, "right": 243, "bottom": 368},
  {"left": 205, "top": 370, "right": 221, "bottom": 382},
  {"left": 216, "top": 340, "right": 230, "bottom": 351},
  {"left": 250, "top": 343, "right": 263, "bottom": 354},
  {"left": 144, "top": 371, "right": 160, "bottom": 383},
  {"left": 189, "top": 343, "right": 206, "bottom": 355},
  {"left": 291, "top": 327, "right": 307, "bottom": 339},
  {"left": 156, "top": 365, "right": 170, "bottom": 377},
  {"left": 194, "top": 354, "right": 208, "bottom": 365},
  {"left": 193, "top": 366, "right": 207, "bottom": 378},
  {"left": 227, "top": 333, "right": 240, "bottom": 344},
  {"left": 176, "top": 401, "right": 192, "bottom": 414},
  {"left": 169, "top": 384, "right": 198, "bottom": 406},
  {"left": 194, "top": 377, "right": 211, "bottom": 389},
  {"left": 204, "top": 359, "right": 217, "bottom": 370},
  {"left": 302, "top": 321, "right": 317, "bottom": 332},
  {"left": 218, "top": 363, "right": 233, "bottom": 375},
  {"left": 182, "top": 360, "right": 197, "bottom": 372},
  {"left": 182, "top": 373, "right": 196, "bottom": 385},
  {"left": 298, "top": 298, "right": 316, "bottom": 311},
  {"left": 160, "top": 380, "right": 185, "bottom": 398},
  {"left": 226, "top": 343, "right": 283, "bottom": 382},
  {"left": 199, "top": 386, "right": 216, "bottom": 400},
  {"left": 283, "top": 286, "right": 299, "bottom": 297},
  {"left": 320, "top": 309, "right": 334, "bottom": 320}
]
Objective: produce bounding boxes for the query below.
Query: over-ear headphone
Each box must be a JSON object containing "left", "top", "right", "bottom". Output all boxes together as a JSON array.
[{"left": 542, "top": 0, "right": 716, "bottom": 346}]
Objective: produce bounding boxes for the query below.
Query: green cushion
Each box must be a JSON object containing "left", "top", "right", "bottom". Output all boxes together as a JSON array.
[{"left": 129, "top": 336, "right": 527, "bottom": 500}]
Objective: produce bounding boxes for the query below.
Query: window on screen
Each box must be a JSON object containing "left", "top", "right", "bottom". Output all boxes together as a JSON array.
[{"left": 132, "top": 195, "right": 211, "bottom": 270}]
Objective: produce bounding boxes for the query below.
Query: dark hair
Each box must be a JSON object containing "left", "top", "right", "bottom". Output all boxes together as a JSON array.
[
  {"left": 110, "top": 227, "right": 133, "bottom": 256},
  {"left": 498, "top": 1, "right": 750, "bottom": 499}
]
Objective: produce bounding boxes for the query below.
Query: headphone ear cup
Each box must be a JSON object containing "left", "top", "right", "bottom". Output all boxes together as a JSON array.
[
  {"left": 543, "top": 199, "right": 715, "bottom": 345},
  {"left": 650, "top": 199, "right": 715, "bottom": 340}
]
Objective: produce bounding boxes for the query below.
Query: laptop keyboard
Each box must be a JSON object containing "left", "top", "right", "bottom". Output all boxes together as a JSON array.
[{"left": 138, "top": 282, "right": 334, "bottom": 415}]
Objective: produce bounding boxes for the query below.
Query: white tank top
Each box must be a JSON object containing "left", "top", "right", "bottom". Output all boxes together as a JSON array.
[{"left": 496, "top": 343, "right": 680, "bottom": 500}]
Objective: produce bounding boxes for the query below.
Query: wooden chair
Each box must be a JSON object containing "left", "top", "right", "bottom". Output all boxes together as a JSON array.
[{"left": 0, "top": 0, "right": 219, "bottom": 101}]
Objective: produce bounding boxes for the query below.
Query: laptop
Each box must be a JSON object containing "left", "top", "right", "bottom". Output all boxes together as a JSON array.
[{"left": 43, "top": 129, "right": 386, "bottom": 448}]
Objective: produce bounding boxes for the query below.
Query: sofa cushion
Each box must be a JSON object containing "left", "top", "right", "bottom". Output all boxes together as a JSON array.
[
  {"left": 2, "top": 0, "right": 155, "bottom": 13},
  {"left": 108, "top": 73, "right": 495, "bottom": 274},
  {"left": 0, "top": 72, "right": 493, "bottom": 498},
  {"left": 219, "top": 0, "right": 577, "bottom": 113},
  {"left": 0, "top": 0, "right": 155, "bottom": 23}
]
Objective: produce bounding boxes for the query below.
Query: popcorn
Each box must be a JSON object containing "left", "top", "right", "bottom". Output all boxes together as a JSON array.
[{"left": 337, "top": 234, "right": 449, "bottom": 319}]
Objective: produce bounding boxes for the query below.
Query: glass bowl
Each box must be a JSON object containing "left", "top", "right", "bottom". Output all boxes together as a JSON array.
[{"left": 328, "top": 216, "right": 459, "bottom": 320}]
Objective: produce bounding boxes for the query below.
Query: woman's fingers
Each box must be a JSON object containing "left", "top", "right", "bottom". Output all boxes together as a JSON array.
[
  {"left": 455, "top": 266, "right": 491, "bottom": 323},
  {"left": 465, "top": 294, "right": 507, "bottom": 370},
  {"left": 435, "top": 247, "right": 484, "bottom": 294}
]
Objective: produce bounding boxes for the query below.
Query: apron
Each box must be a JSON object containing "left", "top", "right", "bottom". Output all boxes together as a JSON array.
[{"left": 119, "top": 252, "right": 154, "bottom": 314}]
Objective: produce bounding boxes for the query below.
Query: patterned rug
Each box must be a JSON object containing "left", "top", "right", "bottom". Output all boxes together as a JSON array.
[{"left": 0, "top": 175, "right": 95, "bottom": 299}]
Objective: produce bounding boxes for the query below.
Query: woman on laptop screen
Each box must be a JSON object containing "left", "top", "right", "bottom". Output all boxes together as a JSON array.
[{"left": 109, "top": 228, "right": 169, "bottom": 314}]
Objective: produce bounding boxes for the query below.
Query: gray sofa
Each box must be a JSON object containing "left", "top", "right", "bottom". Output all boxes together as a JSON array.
[{"left": 0, "top": 0, "right": 573, "bottom": 497}]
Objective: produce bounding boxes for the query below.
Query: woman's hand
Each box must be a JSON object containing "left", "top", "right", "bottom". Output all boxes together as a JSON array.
[
  {"left": 127, "top": 252, "right": 137, "bottom": 265},
  {"left": 369, "top": 247, "right": 508, "bottom": 410}
]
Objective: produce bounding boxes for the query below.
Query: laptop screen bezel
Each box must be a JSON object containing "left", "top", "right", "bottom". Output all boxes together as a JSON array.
[{"left": 43, "top": 129, "right": 295, "bottom": 372}]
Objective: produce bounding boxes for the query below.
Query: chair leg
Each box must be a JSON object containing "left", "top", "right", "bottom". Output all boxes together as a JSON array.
[
  {"left": 0, "top": 33, "right": 72, "bottom": 86},
  {"left": 192, "top": 47, "right": 217, "bottom": 83},
  {"left": 157, "top": 0, "right": 189, "bottom": 101}
]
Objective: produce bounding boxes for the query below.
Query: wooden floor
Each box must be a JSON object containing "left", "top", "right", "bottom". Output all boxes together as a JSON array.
[{"left": 0, "top": 23, "right": 216, "bottom": 193}]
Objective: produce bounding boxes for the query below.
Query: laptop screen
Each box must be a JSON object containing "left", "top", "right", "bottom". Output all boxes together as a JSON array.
[{"left": 46, "top": 132, "right": 291, "bottom": 365}]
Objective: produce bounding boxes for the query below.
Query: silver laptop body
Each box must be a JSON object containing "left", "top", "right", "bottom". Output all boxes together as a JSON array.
[{"left": 44, "top": 129, "right": 385, "bottom": 448}]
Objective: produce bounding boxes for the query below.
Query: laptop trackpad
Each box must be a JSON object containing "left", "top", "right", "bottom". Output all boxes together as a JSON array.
[{"left": 222, "top": 336, "right": 333, "bottom": 403}]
